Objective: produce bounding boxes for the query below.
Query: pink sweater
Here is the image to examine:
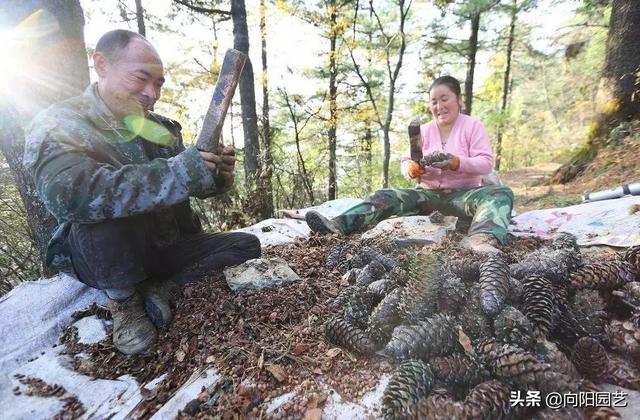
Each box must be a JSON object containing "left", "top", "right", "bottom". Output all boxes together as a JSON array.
[{"left": 400, "top": 113, "right": 494, "bottom": 190}]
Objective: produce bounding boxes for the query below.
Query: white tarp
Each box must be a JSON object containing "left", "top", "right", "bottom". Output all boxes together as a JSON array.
[
  {"left": 2, "top": 196, "right": 640, "bottom": 418},
  {"left": 510, "top": 195, "right": 640, "bottom": 247}
]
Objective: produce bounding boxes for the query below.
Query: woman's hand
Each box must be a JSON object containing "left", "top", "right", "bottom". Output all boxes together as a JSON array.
[{"left": 407, "top": 161, "right": 426, "bottom": 179}]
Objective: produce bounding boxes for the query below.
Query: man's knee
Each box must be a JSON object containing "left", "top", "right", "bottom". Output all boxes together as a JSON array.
[{"left": 235, "top": 232, "right": 262, "bottom": 259}]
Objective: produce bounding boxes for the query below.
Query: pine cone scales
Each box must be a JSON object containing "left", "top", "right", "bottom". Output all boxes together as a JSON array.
[
  {"left": 367, "top": 288, "right": 403, "bottom": 345},
  {"left": 430, "top": 353, "right": 490, "bottom": 387},
  {"left": 356, "top": 260, "right": 387, "bottom": 286},
  {"left": 382, "top": 360, "right": 434, "bottom": 420},
  {"left": 437, "top": 272, "right": 467, "bottom": 314},
  {"left": 489, "top": 344, "right": 576, "bottom": 394},
  {"left": 532, "top": 407, "right": 586, "bottom": 419},
  {"left": 448, "top": 254, "right": 482, "bottom": 283},
  {"left": 570, "top": 260, "right": 637, "bottom": 290},
  {"left": 604, "top": 359, "right": 640, "bottom": 390},
  {"left": 463, "top": 380, "right": 512, "bottom": 420},
  {"left": 494, "top": 306, "right": 535, "bottom": 349},
  {"left": 535, "top": 340, "right": 580, "bottom": 379},
  {"left": 381, "top": 315, "right": 460, "bottom": 362},
  {"left": 458, "top": 284, "right": 492, "bottom": 340},
  {"left": 411, "top": 394, "right": 466, "bottom": 419},
  {"left": 510, "top": 248, "right": 580, "bottom": 283},
  {"left": 606, "top": 319, "right": 640, "bottom": 360},
  {"left": 399, "top": 252, "right": 441, "bottom": 322},
  {"left": 622, "top": 245, "right": 640, "bottom": 271},
  {"left": 523, "top": 276, "right": 557, "bottom": 336},
  {"left": 479, "top": 255, "right": 511, "bottom": 317},
  {"left": 555, "top": 305, "right": 607, "bottom": 344},
  {"left": 324, "top": 316, "right": 378, "bottom": 355},
  {"left": 572, "top": 337, "right": 608, "bottom": 379},
  {"left": 345, "top": 287, "right": 378, "bottom": 330},
  {"left": 551, "top": 232, "right": 580, "bottom": 254},
  {"left": 578, "top": 380, "right": 622, "bottom": 420}
]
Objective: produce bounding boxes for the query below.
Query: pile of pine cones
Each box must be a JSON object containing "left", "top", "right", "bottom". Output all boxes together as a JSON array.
[{"left": 323, "top": 232, "right": 640, "bottom": 419}]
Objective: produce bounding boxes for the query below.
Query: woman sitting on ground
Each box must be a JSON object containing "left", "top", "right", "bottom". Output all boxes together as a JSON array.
[{"left": 305, "top": 75, "right": 514, "bottom": 255}]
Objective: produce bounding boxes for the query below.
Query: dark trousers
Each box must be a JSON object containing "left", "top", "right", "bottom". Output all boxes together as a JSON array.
[{"left": 67, "top": 215, "right": 261, "bottom": 291}]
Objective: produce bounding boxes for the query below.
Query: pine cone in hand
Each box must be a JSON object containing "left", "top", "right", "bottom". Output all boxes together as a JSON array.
[
  {"left": 570, "top": 260, "right": 637, "bottom": 290},
  {"left": 381, "top": 314, "right": 460, "bottom": 362},
  {"left": 479, "top": 255, "right": 511, "bottom": 317},
  {"left": 382, "top": 360, "right": 434, "bottom": 420},
  {"left": 324, "top": 316, "right": 378, "bottom": 355}
]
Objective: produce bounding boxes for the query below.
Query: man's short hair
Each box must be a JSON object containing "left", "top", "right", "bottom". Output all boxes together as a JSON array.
[{"left": 95, "top": 29, "right": 147, "bottom": 62}]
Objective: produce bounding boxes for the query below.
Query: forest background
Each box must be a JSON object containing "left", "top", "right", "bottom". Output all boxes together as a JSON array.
[{"left": 0, "top": 0, "right": 636, "bottom": 294}]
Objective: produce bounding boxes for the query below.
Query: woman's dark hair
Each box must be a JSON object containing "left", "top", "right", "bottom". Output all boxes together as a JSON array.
[
  {"left": 95, "top": 29, "right": 147, "bottom": 62},
  {"left": 429, "top": 76, "right": 462, "bottom": 98}
]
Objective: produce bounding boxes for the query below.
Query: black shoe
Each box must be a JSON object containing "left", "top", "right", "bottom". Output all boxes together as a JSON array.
[{"left": 305, "top": 210, "right": 344, "bottom": 235}]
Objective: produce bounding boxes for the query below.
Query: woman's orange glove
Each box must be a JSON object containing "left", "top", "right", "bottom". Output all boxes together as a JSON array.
[{"left": 407, "top": 161, "right": 426, "bottom": 179}]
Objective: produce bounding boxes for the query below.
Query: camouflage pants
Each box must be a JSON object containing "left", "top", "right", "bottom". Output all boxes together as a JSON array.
[{"left": 334, "top": 185, "right": 514, "bottom": 244}]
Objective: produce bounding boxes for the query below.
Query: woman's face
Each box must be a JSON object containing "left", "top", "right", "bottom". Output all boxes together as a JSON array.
[{"left": 429, "top": 84, "right": 461, "bottom": 128}]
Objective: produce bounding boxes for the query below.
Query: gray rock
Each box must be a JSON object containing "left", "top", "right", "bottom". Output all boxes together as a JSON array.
[
  {"left": 223, "top": 258, "right": 301, "bottom": 292},
  {"left": 360, "top": 215, "right": 457, "bottom": 247}
]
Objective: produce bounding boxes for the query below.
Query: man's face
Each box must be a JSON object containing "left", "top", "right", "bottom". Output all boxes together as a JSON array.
[{"left": 95, "top": 38, "right": 164, "bottom": 120}]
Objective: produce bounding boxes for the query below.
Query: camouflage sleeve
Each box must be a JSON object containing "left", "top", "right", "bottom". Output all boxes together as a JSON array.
[{"left": 23, "top": 116, "right": 218, "bottom": 224}]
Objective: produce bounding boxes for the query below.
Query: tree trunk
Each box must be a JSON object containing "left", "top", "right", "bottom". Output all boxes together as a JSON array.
[
  {"left": 603, "top": 0, "right": 640, "bottom": 121},
  {"left": 464, "top": 12, "right": 480, "bottom": 115},
  {"left": 553, "top": 0, "right": 640, "bottom": 183},
  {"left": 328, "top": 5, "right": 338, "bottom": 201},
  {"left": 230, "top": 0, "right": 261, "bottom": 184},
  {"left": 0, "top": 0, "right": 89, "bottom": 273},
  {"left": 259, "top": 0, "right": 274, "bottom": 219},
  {"left": 495, "top": 0, "right": 516, "bottom": 171},
  {"left": 135, "top": 0, "right": 146, "bottom": 36}
]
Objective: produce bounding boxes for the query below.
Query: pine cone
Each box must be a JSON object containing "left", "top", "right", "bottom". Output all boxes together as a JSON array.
[
  {"left": 479, "top": 255, "right": 511, "bottom": 317},
  {"left": 368, "top": 278, "right": 396, "bottom": 298},
  {"left": 329, "top": 284, "right": 359, "bottom": 312},
  {"left": 366, "top": 288, "right": 403, "bottom": 346},
  {"left": 448, "top": 252, "right": 482, "bottom": 283},
  {"left": 381, "top": 314, "right": 461, "bottom": 362},
  {"left": 550, "top": 232, "right": 581, "bottom": 254},
  {"left": 534, "top": 340, "right": 580, "bottom": 379},
  {"left": 532, "top": 407, "right": 586, "bottom": 419},
  {"left": 570, "top": 260, "right": 637, "bottom": 290},
  {"left": 603, "top": 358, "right": 640, "bottom": 390},
  {"left": 475, "top": 337, "right": 498, "bottom": 362},
  {"left": 399, "top": 251, "right": 442, "bottom": 322},
  {"left": 382, "top": 360, "right": 434, "bottom": 420},
  {"left": 355, "top": 260, "right": 387, "bottom": 286},
  {"left": 578, "top": 380, "right": 622, "bottom": 420},
  {"left": 430, "top": 353, "right": 490, "bottom": 387},
  {"left": 458, "top": 285, "right": 492, "bottom": 341},
  {"left": 523, "top": 276, "right": 557, "bottom": 337},
  {"left": 510, "top": 248, "right": 580, "bottom": 284},
  {"left": 488, "top": 344, "right": 577, "bottom": 395},
  {"left": 554, "top": 301, "right": 607, "bottom": 345},
  {"left": 437, "top": 272, "right": 467, "bottom": 315},
  {"left": 351, "top": 246, "right": 398, "bottom": 271},
  {"left": 622, "top": 245, "right": 640, "bottom": 272},
  {"left": 494, "top": 305, "right": 535, "bottom": 349},
  {"left": 606, "top": 318, "right": 640, "bottom": 361},
  {"left": 613, "top": 281, "right": 640, "bottom": 308},
  {"left": 389, "top": 266, "right": 409, "bottom": 287},
  {"left": 411, "top": 394, "right": 465, "bottom": 419},
  {"left": 324, "top": 316, "right": 378, "bottom": 355},
  {"left": 345, "top": 286, "right": 379, "bottom": 330},
  {"left": 463, "top": 380, "right": 512, "bottom": 420},
  {"left": 572, "top": 337, "right": 608, "bottom": 379}
]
